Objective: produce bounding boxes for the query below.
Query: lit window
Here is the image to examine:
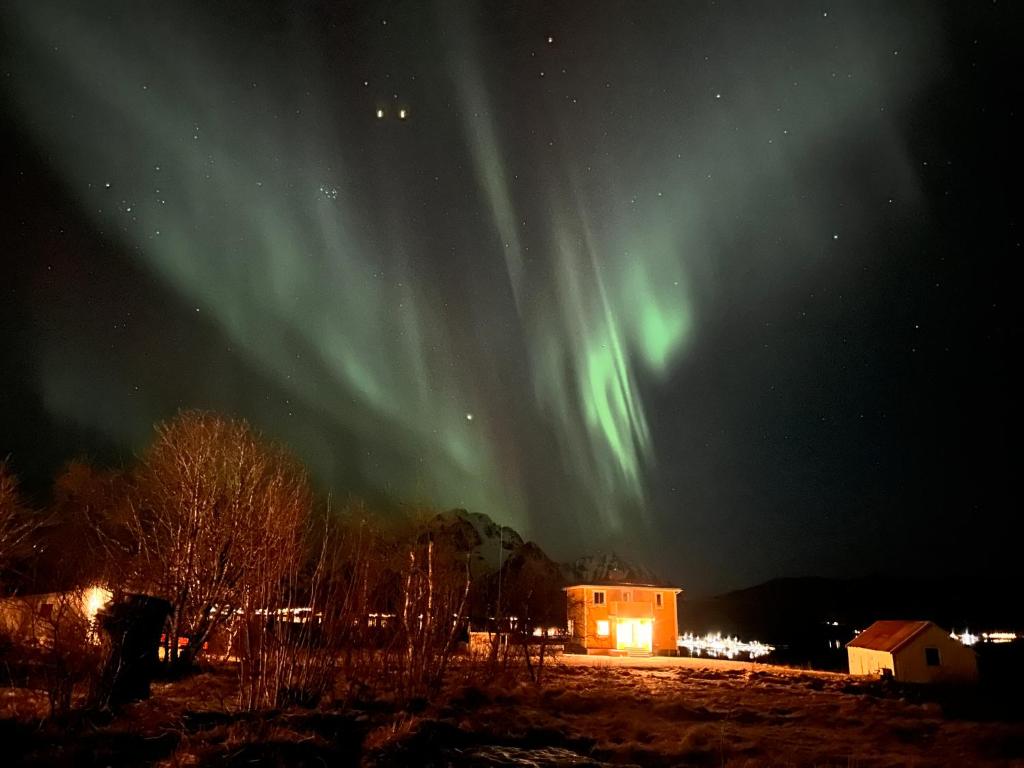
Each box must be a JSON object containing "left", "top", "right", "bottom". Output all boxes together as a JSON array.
[
  {"left": 656, "top": 592, "right": 663, "bottom": 608},
  {"left": 925, "top": 647, "right": 940, "bottom": 666},
  {"left": 593, "top": 590, "right": 605, "bottom": 605},
  {"left": 596, "top": 620, "right": 610, "bottom": 637},
  {"left": 567, "top": 619, "right": 574, "bottom": 636},
  {"left": 375, "top": 108, "right": 384, "bottom": 119}
]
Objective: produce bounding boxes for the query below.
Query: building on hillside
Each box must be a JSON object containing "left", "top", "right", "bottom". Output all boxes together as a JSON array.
[
  {"left": 0, "top": 586, "right": 112, "bottom": 646},
  {"left": 564, "top": 582, "right": 681, "bottom": 656},
  {"left": 847, "top": 620, "right": 978, "bottom": 683}
]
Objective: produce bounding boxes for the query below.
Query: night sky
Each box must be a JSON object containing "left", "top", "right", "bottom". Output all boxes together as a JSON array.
[{"left": 1, "top": 1, "right": 1019, "bottom": 594}]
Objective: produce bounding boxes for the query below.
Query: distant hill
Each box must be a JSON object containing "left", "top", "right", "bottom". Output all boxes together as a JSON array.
[
  {"left": 429, "top": 508, "right": 524, "bottom": 578},
  {"left": 561, "top": 552, "right": 662, "bottom": 585},
  {"left": 683, "top": 575, "right": 1023, "bottom": 646},
  {"left": 429, "top": 513, "right": 669, "bottom": 595},
  {"left": 424, "top": 515, "right": 674, "bottom": 627}
]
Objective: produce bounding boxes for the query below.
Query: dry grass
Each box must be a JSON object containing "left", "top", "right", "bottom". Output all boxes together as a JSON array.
[
  {"left": 424, "top": 657, "right": 1024, "bottom": 767},
  {"left": 2, "top": 657, "right": 1023, "bottom": 766}
]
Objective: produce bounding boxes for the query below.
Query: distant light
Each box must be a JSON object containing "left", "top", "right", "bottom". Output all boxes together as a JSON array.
[
  {"left": 376, "top": 108, "right": 384, "bottom": 119},
  {"left": 951, "top": 630, "right": 979, "bottom": 646},
  {"left": 678, "top": 632, "right": 774, "bottom": 660},
  {"left": 983, "top": 631, "right": 1019, "bottom": 644},
  {"left": 547, "top": 36, "right": 554, "bottom": 44},
  {"left": 398, "top": 108, "right": 407, "bottom": 120},
  {"left": 951, "top": 629, "right": 1019, "bottom": 646},
  {"left": 465, "top": 413, "right": 474, "bottom": 421}
]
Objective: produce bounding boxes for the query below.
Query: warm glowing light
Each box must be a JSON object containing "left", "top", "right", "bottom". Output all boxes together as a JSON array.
[
  {"left": 375, "top": 108, "right": 384, "bottom": 119},
  {"left": 951, "top": 629, "right": 1020, "bottom": 646},
  {"left": 398, "top": 108, "right": 407, "bottom": 119},
  {"left": 81, "top": 585, "right": 113, "bottom": 643},
  {"left": 678, "top": 632, "right": 774, "bottom": 660},
  {"left": 983, "top": 631, "right": 1019, "bottom": 643},
  {"left": 83, "top": 585, "right": 112, "bottom": 622},
  {"left": 615, "top": 618, "right": 653, "bottom": 651},
  {"left": 596, "top": 619, "right": 610, "bottom": 637}
]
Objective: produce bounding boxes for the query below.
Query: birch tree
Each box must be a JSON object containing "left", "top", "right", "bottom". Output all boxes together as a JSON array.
[{"left": 131, "top": 411, "right": 312, "bottom": 670}]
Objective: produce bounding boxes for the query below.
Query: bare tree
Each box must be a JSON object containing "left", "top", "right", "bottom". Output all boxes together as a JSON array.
[
  {"left": 36, "top": 590, "right": 107, "bottom": 718},
  {"left": 234, "top": 463, "right": 313, "bottom": 710},
  {"left": 234, "top": 499, "right": 390, "bottom": 710},
  {"left": 319, "top": 505, "right": 412, "bottom": 704},
  {"left": 498, "top": 544, "right": 566, "bottom": 685},
  {"left": 396, "top": 514, "right": 473, "bottom": 701},
  {"left": 130, "top": 411, "right": 313, "bottom": 671},
  {"left": 33, "top": 460, "right": 136, "bottom": 592},
  {"left": 0, "top": 461, "right": 36, "bottom": 582}
]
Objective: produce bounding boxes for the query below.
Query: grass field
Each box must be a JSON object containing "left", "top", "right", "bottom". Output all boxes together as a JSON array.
[{"left": 4, "top": 654, "right": 1024, "bottom": 766}]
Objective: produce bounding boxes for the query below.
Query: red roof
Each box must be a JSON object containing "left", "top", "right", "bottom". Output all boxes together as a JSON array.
[{"left": 847, "top": 620, "right": 932, "bottom": 653}]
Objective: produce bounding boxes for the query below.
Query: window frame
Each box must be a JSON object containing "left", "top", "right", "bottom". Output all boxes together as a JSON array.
[
  {"left": 924, "top": 646, "right": 941, "bottom": 667},
  {"left": 592, "top": 590, "right": 606, "bottom": 606},
  {"left": 596, "top": 619, "right": 610, "bottom": 637},
  {"left": 655, "top": 592, "right": 664, "bottom": 608}
]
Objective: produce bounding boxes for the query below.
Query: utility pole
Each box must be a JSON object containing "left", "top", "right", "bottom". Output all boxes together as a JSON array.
[{"left": 496, "top": 525, "right": 502, "bottom": 630}]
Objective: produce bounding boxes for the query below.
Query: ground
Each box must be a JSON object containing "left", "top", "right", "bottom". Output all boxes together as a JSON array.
[{"left": 4, "top": 655, "right": 1024, "bottom": 766}]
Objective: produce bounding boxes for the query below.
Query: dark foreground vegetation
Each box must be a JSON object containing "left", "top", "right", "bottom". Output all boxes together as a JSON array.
[
  {"left": 4, "top": 410, "right": 1024, "bottom": 766},
  {"left": 4, "top": 657, "right": 1024, "bottom": 767},
  {"left": 1, "top": 411, "right": 562, "bottom": 720}
]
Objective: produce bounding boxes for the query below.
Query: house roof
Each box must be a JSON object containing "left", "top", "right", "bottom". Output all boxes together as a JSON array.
[
  {"left": 846, "top": 620, "right": 932, "bottom": 653},
  {"left": 562, "top": 582, "right": 682, "bottom": 592}
]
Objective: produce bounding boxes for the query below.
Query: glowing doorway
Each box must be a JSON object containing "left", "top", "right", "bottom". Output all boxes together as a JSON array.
[{"left": 615, "top": 618, "right": 653, "bottom": 653}]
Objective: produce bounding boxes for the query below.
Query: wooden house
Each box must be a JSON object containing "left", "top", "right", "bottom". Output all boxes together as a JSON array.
[
  {"left": 564, "top": 582, "right": 681, "bottom": 656},
  {"left": 847, "top": 620, "right": 978, "bottom": 683},
  {"left": 0, "top": 586, "right": 112, "bottom": 646}
]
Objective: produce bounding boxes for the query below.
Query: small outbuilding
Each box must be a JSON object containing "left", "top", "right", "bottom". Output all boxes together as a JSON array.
[{"left": 847, "top": 620, "right": 978, "bottom": 683}]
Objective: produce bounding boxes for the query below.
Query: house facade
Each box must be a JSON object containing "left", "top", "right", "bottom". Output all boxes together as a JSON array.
[
  {"left": 847, "top": 620, "right": 978, "bottom": 683},
  {"left": 0, "top": 586, "right": 112, "bottom": 647},
  {"left": 564, "top": 583, "right": 681, "bottom": 656}
]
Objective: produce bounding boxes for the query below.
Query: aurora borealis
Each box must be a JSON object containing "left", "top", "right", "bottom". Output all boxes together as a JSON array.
[{"left": 1, "top": 1, "right": 1018, "bottom": 593}]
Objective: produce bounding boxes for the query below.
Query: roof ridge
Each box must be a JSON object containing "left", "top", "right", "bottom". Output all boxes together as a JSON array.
[{"left": 846, "top": 619, "right": 934, "bottom": 652}]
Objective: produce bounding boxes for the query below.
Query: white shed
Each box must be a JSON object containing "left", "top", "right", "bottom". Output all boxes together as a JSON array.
[{"left": 847, "top": 620, "right": 977, "bottom": 684}]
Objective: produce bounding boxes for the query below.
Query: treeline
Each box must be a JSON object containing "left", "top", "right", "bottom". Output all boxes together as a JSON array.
[{"left": 0, "top": 411, "right": 565, "bottom": 718}]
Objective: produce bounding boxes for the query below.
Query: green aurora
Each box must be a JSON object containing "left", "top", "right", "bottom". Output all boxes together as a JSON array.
[{"left": 2, "top": 0, "right": 959, "bottom": 584}]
